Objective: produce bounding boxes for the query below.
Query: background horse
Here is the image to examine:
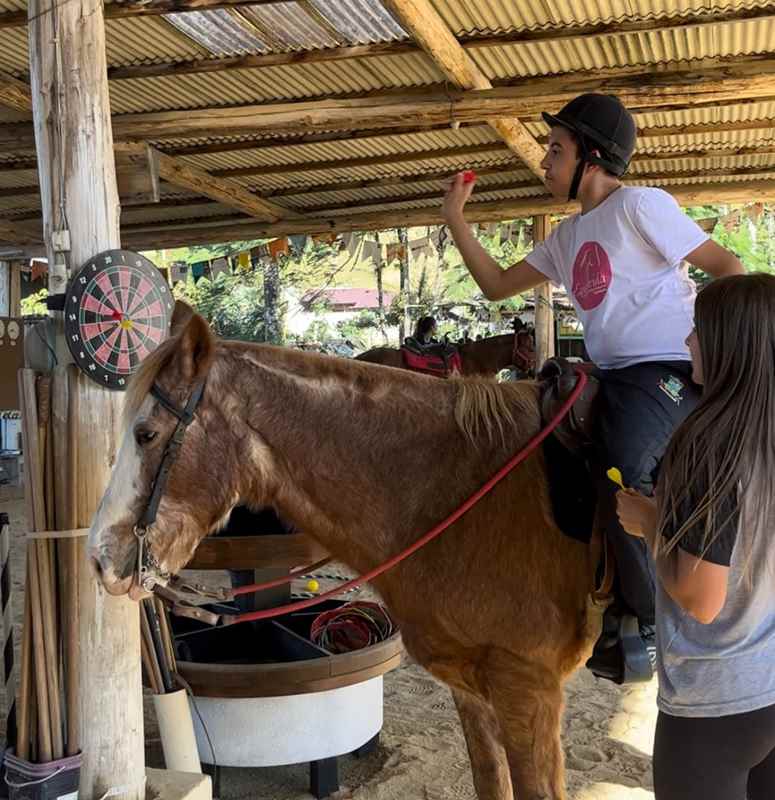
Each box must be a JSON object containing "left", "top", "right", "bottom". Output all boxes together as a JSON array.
[
  {"left": 88, "top": 307, "right": 599, "bottom": 800},
  {"left": 357, "top": 330, "right": 531, "bottom": 376}
]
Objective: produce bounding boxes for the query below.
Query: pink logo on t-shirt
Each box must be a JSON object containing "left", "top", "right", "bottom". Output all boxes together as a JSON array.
[{"left": 572, "top": 242, "right": 612, "bottom": 311}]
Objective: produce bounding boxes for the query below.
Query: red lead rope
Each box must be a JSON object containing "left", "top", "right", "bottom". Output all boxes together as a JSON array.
[{"left": 216, "top": 369, "right": 588, "bottom": 626}]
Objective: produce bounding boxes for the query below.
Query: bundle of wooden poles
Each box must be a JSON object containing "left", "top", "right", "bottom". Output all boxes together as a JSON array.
[
  {"left": 16, "top": 369, "right": 79, "bottom": 764},
  {"left": 140, "top": 597, "right": 177, "bottom": 695}
]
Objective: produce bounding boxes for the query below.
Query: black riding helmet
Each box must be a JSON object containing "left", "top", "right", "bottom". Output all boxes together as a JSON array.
[{"left": 542, "top": 93, "right": 637, "bottom": 201}]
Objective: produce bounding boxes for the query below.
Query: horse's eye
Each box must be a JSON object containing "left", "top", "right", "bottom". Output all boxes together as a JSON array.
[{"left": 135, "top": 428, "right": 158, "bottom": 447}]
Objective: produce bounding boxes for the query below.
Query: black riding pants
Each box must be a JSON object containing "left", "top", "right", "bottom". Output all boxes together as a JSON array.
[
  {"left": 654, "top": 704, "right": 775, "bottom": 800},
  {"left": 594, "top": 361, "right": 701, "bottom": 626}
]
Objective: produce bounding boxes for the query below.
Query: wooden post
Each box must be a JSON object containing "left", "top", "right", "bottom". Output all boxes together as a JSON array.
[
  {"left": 533, "top": 215, "right": 555, "bottom": 369},
  {"left": 28, "top": 0, "right": 144, "bottom": 798},
  {"left": 374, "top": 233, "right": 387, "bottom": 343},
  {"left": 397, "top": 228, "right": 410, "bottom": 343},
  {"left": 9, "top": 261, "right": 21, "bottom": 317}
]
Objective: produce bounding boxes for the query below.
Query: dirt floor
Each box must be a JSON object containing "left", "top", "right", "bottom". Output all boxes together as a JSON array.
[{"left": 0, "top": 483, "right": 656, "bottom": 799}]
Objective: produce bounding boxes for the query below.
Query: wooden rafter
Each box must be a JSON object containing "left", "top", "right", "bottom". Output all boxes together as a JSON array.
[
  {"left": 0, "top": 217, "right": 41, "bottom": 244},
  {"left": 115, "top": 144, "right": 302, "bottom": 222},
  {"left": 382, "top": 0, "right": 544, "bottom": 180},
  {"left": 116, "top": 178, "right": 775, "bottom": 249},
  {"left": 5, "top": 144, "right": 775, "bottom": 212},
  {"left": 3, "top": 56, "right": 775, "bottom": 151},
  {"left": 0, "top": 71, "right": 32, "bottom": 113}
]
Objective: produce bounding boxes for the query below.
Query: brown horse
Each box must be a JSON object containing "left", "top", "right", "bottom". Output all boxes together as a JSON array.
[
  {"left": 356, "top": 332, "right": 529, "bottom": 376},
  {"left": 88, "top": 308, "right": 600, "bottom": 800}
]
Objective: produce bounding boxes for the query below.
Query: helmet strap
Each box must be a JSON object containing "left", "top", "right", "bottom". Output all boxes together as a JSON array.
[
  {"left": 568, "top": 138, "right": 592, "bottom": 201},
  {"left": 568, "top": 159, "right": 586, "bottom": 201}
]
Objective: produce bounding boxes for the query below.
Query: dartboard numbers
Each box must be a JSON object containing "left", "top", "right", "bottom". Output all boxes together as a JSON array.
[{"left": 64, "top": 249, "right": 174, "bottom": 390}]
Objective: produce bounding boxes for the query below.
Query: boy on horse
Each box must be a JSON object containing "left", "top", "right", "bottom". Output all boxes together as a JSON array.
[{"left": 443, "top": 93, "right": 744, "bottom": 684}]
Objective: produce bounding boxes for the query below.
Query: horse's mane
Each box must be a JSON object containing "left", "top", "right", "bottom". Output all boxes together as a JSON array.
[
  {"left": 124, "top": 332, "right": 540, "bottom": 447},
  {"left": 452, "top": 377, "right": 540, "bottom": 447},
  {"left": 123, "top": 334, "right": 181, "bottom": 427}
]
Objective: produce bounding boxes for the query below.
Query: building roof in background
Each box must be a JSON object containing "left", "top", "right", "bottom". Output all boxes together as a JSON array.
[{"left": 301, "top": 287, "right": 395, "bottom": 310}]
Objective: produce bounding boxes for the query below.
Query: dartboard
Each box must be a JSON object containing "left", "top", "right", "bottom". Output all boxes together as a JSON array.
[{"left": 65, "top": 249, "right": 173, "bottom": 390}]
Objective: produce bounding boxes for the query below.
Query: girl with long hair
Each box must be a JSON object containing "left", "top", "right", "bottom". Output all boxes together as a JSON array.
[{"left": 617, "top": 273, "right": 775, "bottom": 799}]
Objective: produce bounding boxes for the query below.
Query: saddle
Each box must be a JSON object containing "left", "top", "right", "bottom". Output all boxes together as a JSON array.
[
  {"left": 538, "top": 357, "right": 599, "bottom": 452},
  {"left": 401, "top": 338, "right": 462, "bottom": 378},
  {"left": 536, "top": 357, "right": 601, "bottom": 547}
]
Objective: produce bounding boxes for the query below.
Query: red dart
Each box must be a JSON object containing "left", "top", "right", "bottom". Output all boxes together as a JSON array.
[{"left": 462, "top": 170, "right": 477, "bottom": 184}]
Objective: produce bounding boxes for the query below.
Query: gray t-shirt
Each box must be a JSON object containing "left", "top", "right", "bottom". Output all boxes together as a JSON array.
[{"left": 656, "top": 490, "right": 775, "bottom": 717}]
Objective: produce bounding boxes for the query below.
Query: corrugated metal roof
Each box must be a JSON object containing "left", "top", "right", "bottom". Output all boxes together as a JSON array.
[
  {"left": 107, "top": 52, "right": 440, "bottom": 113},
  {"left": 239, "top": 3, "right": 341, "bottom": 50},
  {"left": 182, "top": 126, "right": 500, "bottom": 171},
  {"left": 308, "top": 0, "right": 408, "bottom": 44},
  {"left": 0, "top": 0, "right": 773, "bottom": 243},
  {"left": 122, "top": 202, "right": 237, "bottom": 226},
  {"left": 165, "top": 10, "right": 269, "bottom": 57},
  {"left": 429, "top": 0, "right": 775, "bottom": 34},
  {"left": 468, "top": 18, "right": 775, "bottom": 79}
]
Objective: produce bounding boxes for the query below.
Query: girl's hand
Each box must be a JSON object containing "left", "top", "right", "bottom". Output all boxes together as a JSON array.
[
  {"left": 616, "top": 489, "right": 658, "bottom": 541},
  {"left": 442, "top": 171, "right": 476, "bottom": 223}
]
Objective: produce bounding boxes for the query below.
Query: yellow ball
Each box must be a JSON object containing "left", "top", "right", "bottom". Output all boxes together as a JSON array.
[{"left": 306, "top": 579, "right": 320, "bottom": 593}]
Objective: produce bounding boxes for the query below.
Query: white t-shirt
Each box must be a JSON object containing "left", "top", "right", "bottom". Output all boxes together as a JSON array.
[{"left": 525, "top": 186, "right": 708, "bottom": 369}]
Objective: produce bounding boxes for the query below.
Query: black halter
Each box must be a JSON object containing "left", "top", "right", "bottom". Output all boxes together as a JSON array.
[{"left": 134, "top": 380, "right": 206, "bottom": 591}]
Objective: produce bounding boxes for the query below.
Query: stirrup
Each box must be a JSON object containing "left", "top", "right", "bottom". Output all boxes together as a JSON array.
[{"left": 585, "top": 610, "right": 653, "bottom": 685}]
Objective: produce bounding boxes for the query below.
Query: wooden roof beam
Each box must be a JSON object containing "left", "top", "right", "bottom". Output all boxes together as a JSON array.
[
  {"left": 115, "top": 143, "right": 302, "bottom": 222},
  {"left": 0, "top": 71, "right": 32, "bottom": 113},
  {"left": 6, "top": 143, "right": 775, "bottom": 211},
  {"left": 119, "top": 178, "right": 775, "bottom": 249},
  {"left": 382, "top": 0, "right": 544, "bottom": 180},
  {"left": 3, "top": 56, "right": 775, "bottom": 151}
]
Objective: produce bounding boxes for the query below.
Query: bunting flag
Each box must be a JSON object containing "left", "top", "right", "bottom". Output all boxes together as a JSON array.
[
  {"left": 312, "top": 232, "right": 337, "bottom": 246},
  {"left": 30, "top": 260, "right": 48, "bottom": 282},
  {"left": 268, "top": 237, "right": 290, "bottom": 259},
  {"left": 237, "top": 251, "right": 251, "bottom": 270},
  {"left": 170, "top": 262, "right": 186, "bottom": 283},
  {"left": 361, "top": 240, "right": 380, "bottom": 265},
  {"left": 211, "top": 258, "right": 229, "bottom": 278},
  {"left": 746, "top": 203, "right": 765, "bottom": 222},
  {"left": 386, "top": 243, "right": 407, "bottom": 263},
  {"left": 289, "top": 234, "right": 308, "bottom": 254},
  {"left": 342, "top": 232, "right": 359, "bottom": 257}
]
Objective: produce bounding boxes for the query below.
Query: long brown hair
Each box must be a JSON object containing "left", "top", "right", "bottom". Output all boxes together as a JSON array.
[{"left": 657, "top": 273, "right": 775, "bottom": 573}]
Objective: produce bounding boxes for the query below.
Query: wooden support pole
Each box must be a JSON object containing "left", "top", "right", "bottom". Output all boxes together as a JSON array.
[
  {"left": 51, "top": 368, "right": 80, "bottom": 757},
  {"left": 28, "top": 0, "right": 144, "bottom": 797},
  {"left": 532, "top": 215, "right": 555, "bottom": 370},
  {"left": 397, "top": 228, "right": 410, "bottom": 344}
]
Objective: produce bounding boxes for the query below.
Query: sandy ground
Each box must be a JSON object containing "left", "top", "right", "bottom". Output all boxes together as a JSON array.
[{"left": 0, "top": 483, "right": 657, "bottom": 799}]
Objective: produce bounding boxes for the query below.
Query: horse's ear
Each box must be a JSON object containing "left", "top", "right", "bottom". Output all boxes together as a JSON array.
[
  {"left": 170, "top": 300, "right": 195, "bottom": 336},
  {"left": 175, "top": 313, "right": 215, "bottom": 383}
]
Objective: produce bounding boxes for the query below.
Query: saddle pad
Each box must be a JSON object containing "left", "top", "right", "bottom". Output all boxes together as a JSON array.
[
  {"left": 542, "top": 434, "right": 597, "bottom": 544},
  {"left": 401, "top": 347, "right": 462, "bottom": 377}
]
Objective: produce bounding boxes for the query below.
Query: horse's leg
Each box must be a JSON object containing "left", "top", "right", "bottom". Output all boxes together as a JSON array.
[
  {"left": 452, "top": 689, "right": 512, "bottom": 800},
  {"left": 488, "top": 666, "right": 566, "bottom": 800}
]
